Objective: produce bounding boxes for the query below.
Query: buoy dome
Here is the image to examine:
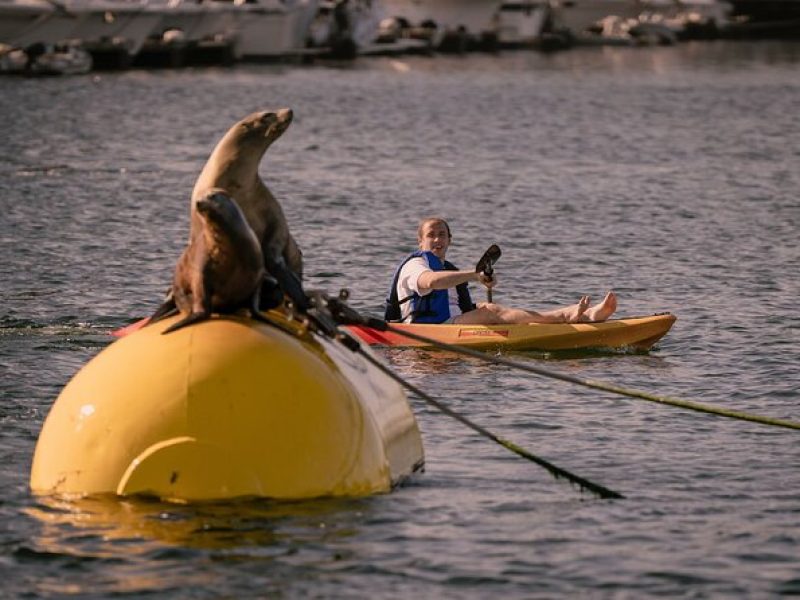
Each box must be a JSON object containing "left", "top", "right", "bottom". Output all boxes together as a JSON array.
[{"left": 30, "top": 315, "right": 424, "bottom": 501}]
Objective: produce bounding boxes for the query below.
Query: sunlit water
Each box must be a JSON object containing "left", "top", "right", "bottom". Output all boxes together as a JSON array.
[{"left": 1, "top": 41, "right": 799, "bottom": 597}]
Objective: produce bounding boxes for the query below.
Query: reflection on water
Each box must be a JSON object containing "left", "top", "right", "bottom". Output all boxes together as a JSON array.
[
  {"left": 26, "top": 494, "right": 368, "bottom": 551},
  {"left": 382, "top": 347, "right": 481, "bottom": 375},
  {"left": 20, "top": 493, "right": 386, "bottom": 596}
]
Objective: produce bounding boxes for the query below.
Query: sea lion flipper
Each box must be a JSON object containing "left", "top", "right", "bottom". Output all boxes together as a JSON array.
[
  {"left": 148, "top": 293, "right": 178, "bottom": 325},
  {"left": 248, "top": 290, "right": 273, "bottom": 325},
  {"left": 258, "top": 274, "right": 284, "bottom": 310},
  {"left": 284, "top": 235, "right": 304, "bottom": 279},
  {"left": 265, "top": 254, "right": 309, "bottom": 311},
  {"left": 161, "top": 311, "right": 211, "bottom": 335}
]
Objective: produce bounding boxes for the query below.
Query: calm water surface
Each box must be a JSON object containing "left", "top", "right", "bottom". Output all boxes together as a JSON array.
[{"left": 1, "top": 41, "right": 799, "bottom": 598}]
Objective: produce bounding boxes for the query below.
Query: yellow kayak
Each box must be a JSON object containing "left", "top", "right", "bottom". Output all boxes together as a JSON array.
[
  {"left": 31, "top": 313, "right": 424, "bottom": 502},
  {"left": 346, "top": 313, "right": 676, "bottom": 352}
]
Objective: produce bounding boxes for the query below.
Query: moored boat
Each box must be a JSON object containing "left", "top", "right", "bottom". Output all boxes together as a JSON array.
[
  {"left": 226, "top": 0, "right": 319, "bottom": 61},
  {"left": 31, "top": 313, "right": 424, "bottom": 501},
  {"left": 0, "top": 39, "right": 93, "bottom": 74},
  {"left": 549, "top": 0, "right": 643, "bottom": 38},
  {"left": 306, "top": 0, "right": 384, "bottom": 58},
  {"left": 134, "top": 0, "right": 241, "bottom": 68},
  {"left": 65, "top": 0, "right": 165, "bottom": 69},
  {"left": 380, "top": 0, "right": 503, "bottom": 50},
  {"left": 0, "top": 0, "right": 86, "bottom": 47},
  {"left": 346, "top": 313, "right": 676, "bottom": 352},
  {"left": 495, "top": 0, "right": 550, "bottom": 47}
]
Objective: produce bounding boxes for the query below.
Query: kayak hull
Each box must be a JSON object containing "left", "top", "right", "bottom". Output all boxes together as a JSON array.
[
  {"left": 31, "top": 314, "right": 424, "bottom": 502},
  {"left": 346, "top": 314, "right": 676, "bottom": 351}
]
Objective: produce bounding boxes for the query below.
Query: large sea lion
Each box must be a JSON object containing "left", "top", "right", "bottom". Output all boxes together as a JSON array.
[
  {"left": 157, "top": 189, "right": 272, "bottom": 334},
  {"left": 192, "top": 108, "right": 307, "bottom": 310}
]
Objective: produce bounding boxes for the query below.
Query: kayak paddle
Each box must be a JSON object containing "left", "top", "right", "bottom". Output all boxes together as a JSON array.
[{"left": 475, "top": 244, "right": 501, "bottom": 303}]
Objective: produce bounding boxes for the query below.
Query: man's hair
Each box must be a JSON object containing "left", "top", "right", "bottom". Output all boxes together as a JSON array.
[{"left": 417, "top": 217, "right": 452, "bottom": 240}]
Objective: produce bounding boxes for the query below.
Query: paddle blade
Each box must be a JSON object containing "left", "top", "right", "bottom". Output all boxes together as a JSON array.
[{"left": 475, "top": 244, "right": 501, "bottom": 275}]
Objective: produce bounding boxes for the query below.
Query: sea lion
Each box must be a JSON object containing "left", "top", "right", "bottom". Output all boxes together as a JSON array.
[
  {"left": 192, "top": 108, "right": 307, "bottom": 310},
  {"left": 156, "top": 189, "right": 273, "bottom": 334}
]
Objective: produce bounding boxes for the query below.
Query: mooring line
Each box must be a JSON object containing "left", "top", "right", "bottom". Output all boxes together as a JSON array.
[
  {"left": 380, "top": 324, "right": 800, "bottom": 432},
  {"left": 348, "top": 336, "right": 624, "bottom": 500}
]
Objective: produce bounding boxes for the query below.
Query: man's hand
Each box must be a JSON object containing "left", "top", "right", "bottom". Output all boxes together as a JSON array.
[{"left": 478, "top": 272, "right": 496, "bottom": 289}]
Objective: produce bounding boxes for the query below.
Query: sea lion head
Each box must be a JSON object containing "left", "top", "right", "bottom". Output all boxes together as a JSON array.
[
  {"left": 235, "top": 108, "right": 293, "bottom": 149},
  {"left": 195, "top": 189, "right": 259, "bottom": 247},
  {"left": 193, "top": 108, "right": 294, "bottom": 202},
  {"left": 196, "top": 189, "right": 242, "bottom": 224}
]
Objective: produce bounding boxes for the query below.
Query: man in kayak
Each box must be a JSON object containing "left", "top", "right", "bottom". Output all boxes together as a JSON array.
[{"left": 385, "top": 217, "right": 617, "bottom": 325}]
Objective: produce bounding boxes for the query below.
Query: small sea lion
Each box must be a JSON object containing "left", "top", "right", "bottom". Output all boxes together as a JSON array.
[
  {"left": 156, "top": 189, "right": 272, "bottom": 334},
  {"left": 192, "top": 108, "right": 307, "bottom": 310}
]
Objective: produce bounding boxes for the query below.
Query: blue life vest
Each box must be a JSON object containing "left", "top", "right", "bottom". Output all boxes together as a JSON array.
[{"left": 384, "top": 251, "right": 476, "bottom": 323}]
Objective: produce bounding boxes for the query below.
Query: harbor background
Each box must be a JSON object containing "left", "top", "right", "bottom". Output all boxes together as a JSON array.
[{"left": 1, "top": 40, "right": 799, "bottom": 597}]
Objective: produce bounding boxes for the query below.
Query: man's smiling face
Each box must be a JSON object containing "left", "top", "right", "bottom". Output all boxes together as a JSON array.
[{"left": 418, "top": 220, "right": 451, "bottom": 261}]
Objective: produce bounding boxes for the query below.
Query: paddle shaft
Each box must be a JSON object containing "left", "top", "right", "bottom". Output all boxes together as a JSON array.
[
  {"left": 474, "top": 245, "right": 500, "bottom": 305},
  {"left": 484, "top": 263, "right": 494, "bottom": 303}
]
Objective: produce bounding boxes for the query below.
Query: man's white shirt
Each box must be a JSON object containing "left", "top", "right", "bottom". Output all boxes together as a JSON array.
[{"left": 396, "top": 256, "right": 460, "bottom": 322}]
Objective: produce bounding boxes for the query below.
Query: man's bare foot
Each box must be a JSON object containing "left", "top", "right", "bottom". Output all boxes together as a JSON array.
[
  {"left": 563, "top": 295, "right": 590, "bottom": 323},
  {"left": 581, "top": 291, "right": 617, "bottom": 322}
]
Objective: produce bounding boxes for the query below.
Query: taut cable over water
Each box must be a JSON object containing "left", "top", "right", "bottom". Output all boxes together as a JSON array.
[
  {"left": 375, "top": 323, "right": 800, "bottom": 432},
  {"left": 317, "top": 295, "right": 800, "bottom": 432},
  {"left": 108, "top": 288, "right": 797, "bottom": 501},
  {"left": 285, "top": 290, "right": 800, "bottom": 499},
  {"left": 298, "top": 292, "right": 622, "bottom": 499},
  {"left": 349, "top": 337, "right": 625, "bottom": 500}
]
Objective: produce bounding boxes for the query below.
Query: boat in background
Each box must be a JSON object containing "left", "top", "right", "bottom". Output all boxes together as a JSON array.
[
  {"left": 306, "top": 0, "right": 384, "bottom": 58},
  {"left": 0, "top": 0, "right": 164, "bottom": 70},
  {"left": 638, "top": 0, "right": 732, "bottom": 40},
  {"left": 229, "top": 0, "right": 319, "bottom": 60},
  {"left": 495, "top": 0, "right": 550, "bottom": 47},
  {"left": 64, "top": 0, "right": 165, "bottom": 68},
  {"left": 584, "top": 13, "right": 677, "bottom": 45},
  {"left": 0, "top": 0, "right": 88, "bottom": 48},
  {"left": 0, "top": 38, "right": 92, "bottom": 74},
  {"left": 134, "top": 0, "right": 241, "bottom": 67},
  {"left": 347, "top": 313, "right": 676, "bottom": 352},
  {"left": 380, "top": 0, "right": 503, "bottom": 51},
  {"left": 549, "top": 0, "right": 643, "bottom": 39}
]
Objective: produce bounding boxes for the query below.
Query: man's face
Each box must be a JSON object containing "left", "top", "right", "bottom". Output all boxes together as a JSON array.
[{"left": 418, "top": 221, "right": 451, "bottom": 260}]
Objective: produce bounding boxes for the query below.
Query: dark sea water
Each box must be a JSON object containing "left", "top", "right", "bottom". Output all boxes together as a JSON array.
[{"left": 1, "top": 41, "right": 799, "bottom": 598}]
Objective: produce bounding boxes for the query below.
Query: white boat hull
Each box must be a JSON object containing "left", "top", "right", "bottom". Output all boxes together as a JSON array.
[
  {"left": 235, "top": 0, "right": 319, "bottom": 58},
  {"left": 156, "top": 1, "right": 240, "bottom": 44},
  {"left": 0, "top": 0, "right": 86, "bottom": 47},
  {"left": 497, "top": 1, "right": 549, "bottom": 44},
  {"left": 65, "top": 0, "right": 164, "bottom": 56}
]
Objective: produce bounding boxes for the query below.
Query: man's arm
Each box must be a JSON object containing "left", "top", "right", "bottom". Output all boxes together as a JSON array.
[{"left": 418, "top": 270, "right": 494, "bottom": 293}]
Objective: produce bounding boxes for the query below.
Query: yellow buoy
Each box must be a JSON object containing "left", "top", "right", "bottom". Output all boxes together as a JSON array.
[{"left": 30, "top": 314, "right": 424, "bottom": 501}]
